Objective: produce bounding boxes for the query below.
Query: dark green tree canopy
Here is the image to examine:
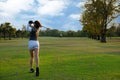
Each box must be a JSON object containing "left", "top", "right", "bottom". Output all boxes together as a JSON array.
[{"left": 80, "top": 0, "right": 120, "bottom": 42}]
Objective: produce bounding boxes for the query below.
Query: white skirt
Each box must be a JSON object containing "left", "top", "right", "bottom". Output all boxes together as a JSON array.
[{"left": 28, "top": 40, "right": 39, "bottom": 50}]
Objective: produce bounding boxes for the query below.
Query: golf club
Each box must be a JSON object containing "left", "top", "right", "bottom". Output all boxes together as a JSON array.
[{"left": 42, "top": 26, "right": 50, "bottom": 30}]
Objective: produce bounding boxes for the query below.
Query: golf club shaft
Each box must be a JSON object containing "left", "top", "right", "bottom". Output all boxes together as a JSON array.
[{"left": 42, "top": 26, "right": 49, "bottom": 29}]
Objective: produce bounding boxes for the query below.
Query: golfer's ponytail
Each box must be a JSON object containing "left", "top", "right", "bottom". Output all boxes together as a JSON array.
[{"left": 34, "top": 20, "right": 42, "bottom": 29}]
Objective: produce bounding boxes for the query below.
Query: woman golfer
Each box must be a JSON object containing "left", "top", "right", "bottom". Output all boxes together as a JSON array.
[{"left": 27, "top": 20, "right": 42, "bottom": 76}]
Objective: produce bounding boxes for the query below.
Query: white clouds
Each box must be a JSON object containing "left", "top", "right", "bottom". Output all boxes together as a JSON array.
[
  {"left": 0, "top": 0, "right": 68, "bottom": 18},
  {"left": 61, "top": 21, "right": 81, "bottom": 31},
  {"left": 37, "top": 0, "right": 49, "bottom": 5},
  {"left": 0, "top": 0, "right": 82, "bottom": 31},
  {"left": 69, "top": 14, "right": 81, "bottom": 20},
  {"left": 76, "top": 1, "right": 85, "bottom": 8},
  {"left": 0, "top": 0, "right": 34, "bottom": 18},
  {"left": 37, "top": 0, "right": 68, "bottom": 16},
  {"left": 0, "top": 0, "right": 35, "bottom": 29},
  {"left": 61, "top": 16, "right": 81, "bottom": 31}
]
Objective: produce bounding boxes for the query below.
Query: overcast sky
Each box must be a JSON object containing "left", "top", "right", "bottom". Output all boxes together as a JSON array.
[{"left": 0, "top": 0, "right": 119, "bottom": 31}]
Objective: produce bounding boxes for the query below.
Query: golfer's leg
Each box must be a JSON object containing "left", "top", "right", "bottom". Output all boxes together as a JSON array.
[
  {"left": 34, "top": 48, "right": 39, "bottom": 76},
  {"left": 30, "top": 50, "right": 34, "bottom": 69},
  {"left": 34, "top": 49, "right": 39, "bottom": 67}
]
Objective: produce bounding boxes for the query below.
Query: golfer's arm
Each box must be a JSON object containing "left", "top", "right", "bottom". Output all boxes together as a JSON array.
[
  {"left": 26, "top": 24, "right": 32, "bottom": 31},
  {"left": 36, "top": 28, "right": 40, "bottom": 36}
]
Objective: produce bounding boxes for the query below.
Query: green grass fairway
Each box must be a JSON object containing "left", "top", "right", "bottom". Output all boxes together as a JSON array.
[{"left": 0, "top": 37, "right": 120, "bottom": 80}]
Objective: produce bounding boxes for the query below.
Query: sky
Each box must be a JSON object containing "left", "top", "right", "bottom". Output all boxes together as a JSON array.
[{"left": 0, "top": 0, "right": 119, "bottom": 31}]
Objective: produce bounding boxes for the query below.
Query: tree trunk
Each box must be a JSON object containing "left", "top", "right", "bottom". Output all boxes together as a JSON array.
[
  {"left": 0, "top": 32, "right": 1, "bottom": 39},
  {"left": 9, "top": 33, "right": 11, "bottom": 40},
  {"left": 97, "top": 35, "right": 100, "bottom": 40},
  {"left": 101, "top": 32, "right": 106, "bottom": 43},
  {"left": 101, "top": 14, "right": 107, "bottom": 43},
  {"left": 3, "top": 32, "right": 6, "bottom": 40}
]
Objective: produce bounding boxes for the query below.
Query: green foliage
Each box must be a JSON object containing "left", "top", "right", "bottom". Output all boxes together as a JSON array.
[
  {"left": 40, "top": 29, "right": 88, "bottom": 37},
  {"left": 0, "top": 21, "right": 119, "bottom": 40},
  {"left": 107, "top": 25, "right": 116, "bottom": 37},
  {"left": 81, "top": 0, "right": 120, "bottom": 42},
  {"left": 0, "top": 22, "right": 17, "bottom": 40},
  {"left": 115, "top": 24, "right": 120, "bottom": 36},
  {"left": 0, "top": 23, "right": 29, "bottom": 39}
]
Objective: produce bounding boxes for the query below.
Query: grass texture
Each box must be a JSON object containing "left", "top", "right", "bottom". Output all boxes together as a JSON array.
[{"left": 0, "top": 37, "right": 120, "bottom": 80}]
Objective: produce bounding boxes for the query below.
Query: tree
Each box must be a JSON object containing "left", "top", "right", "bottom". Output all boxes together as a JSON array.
[
  {"left": 107, "top": 24, "right": 116, "bottom": 38},
  {"left": 115, "top": 24, "right": 120, "bottom": 36},
  {"left": 16, "top": 29, "right": 22, "bottom": 38},
  {"left": 81, "top": 1, "right": 101, "bottom": 40},
  {"left": 2, "top": 22, "right": 9, "bottom": 40},
  {"left": 81, "top": 0, "right": 120, "bottom": 42},
  {"left": 97, "top": 0, "right": 120, "bottom": 42},
  {"left": 12, "top": 28, "right": 17, "bottom": 38},
  {"left": 5, "top": 23, "right": 13, "bottom": 40},
  {"left": 50, "top": 29, "right": 59, "bottom": 37},
  {"left": 0, "top": 22, "right": 17, "bottom": 40},
  {"left": 21, "top": 25, "right": 27, "bottom": 38},
  {"left": 0, "top": 24, "right": 3, "bottom": 39}
]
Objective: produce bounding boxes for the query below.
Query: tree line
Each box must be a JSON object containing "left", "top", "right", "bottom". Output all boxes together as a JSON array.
[
  {"left": 0, "top": 22, "right": 120, "bottom": 40},
  {"left": 0, "top": 22, "right": 29, "bottom": 40},
  {"left": 0, "top": 22, "right": 87, "bottom": 39},
  {"left": 80, "top": 0, "right": 120, "bottom": 43}
]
